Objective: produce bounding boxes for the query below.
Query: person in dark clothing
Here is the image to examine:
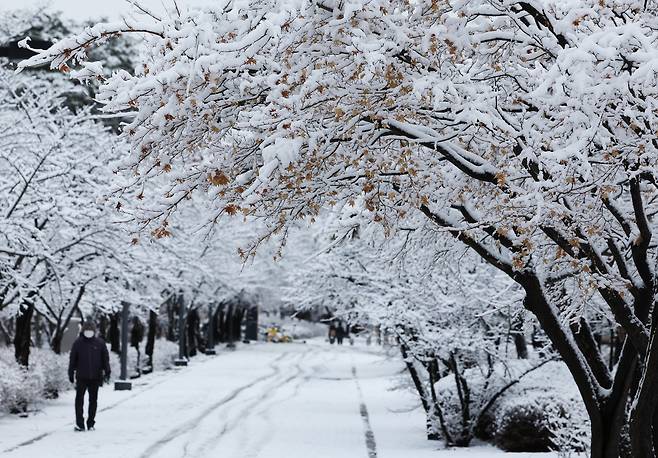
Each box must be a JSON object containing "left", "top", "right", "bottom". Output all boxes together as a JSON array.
[
  {"left": 328, "top": 323, "right": 337, "bottom": 344},
  {"left": 336, "top": 322, "right": 346, "bottom": 345},
  {"left": 68, "top": 321, "right": 111, "bottom": 431}
]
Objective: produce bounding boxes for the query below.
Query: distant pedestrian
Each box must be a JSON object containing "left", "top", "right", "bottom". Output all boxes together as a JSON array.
[
  {"left": 328, "top": 323, "right": 337, "bottom": 344},
  {"left": 68, "top": 321, "right": 111, "bottom": 432},
  {"left": 336, "top": 322, "right": 346, "bottom": 345}
]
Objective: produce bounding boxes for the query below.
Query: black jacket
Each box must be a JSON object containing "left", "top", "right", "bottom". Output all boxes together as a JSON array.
[{"left": 68, "top": 336, "right": 111, "bottom": 382}]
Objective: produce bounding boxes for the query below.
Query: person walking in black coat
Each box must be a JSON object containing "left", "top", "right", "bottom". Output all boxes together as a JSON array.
[{"left": 68, "top": 321, "right": 111, "bottom": 431}]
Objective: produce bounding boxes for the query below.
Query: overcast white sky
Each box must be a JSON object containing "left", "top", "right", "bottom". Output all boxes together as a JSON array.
[{"left": 0, "top": 0, "right": 213, "bottom": 21}]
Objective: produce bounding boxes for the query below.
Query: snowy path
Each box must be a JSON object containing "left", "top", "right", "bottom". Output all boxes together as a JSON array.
[{"left": 0, "top": 342, "right": 557, "bottom": 458}]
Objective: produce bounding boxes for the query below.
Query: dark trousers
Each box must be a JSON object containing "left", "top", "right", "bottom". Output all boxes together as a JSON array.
[{"left": 75, "top": 379, "right": 100, "bottom": 428}]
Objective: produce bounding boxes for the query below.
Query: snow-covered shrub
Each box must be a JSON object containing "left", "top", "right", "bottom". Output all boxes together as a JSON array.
[
  {"left": 431, "top": 358, "right": 589, "bottom": 453},
  {"left": 493, "top": 395, "right": 557, "bottom": 451},
  {"left": 108, "top": 346, "right": 122, "bottom": 380},
  {"left": 151, "top": 339, "right": 178, "bottom": 371},
  {"left": 490, "top": 362, "right": 589, "bottom": 453},
  {"left": 544, "top": 396, "right": 590, "bottom": 455},
  {"left": 493, "top": 393, "right": 589, "bottom": 453},
  {"left": 30, "top": 348, "right": 72, "bottom": 399},
  {"left": 0, "top": 349, "right": 45, "bottom": 413}
]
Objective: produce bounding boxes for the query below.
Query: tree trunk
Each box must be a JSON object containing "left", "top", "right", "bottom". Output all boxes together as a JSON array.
[
  {"left": 187, "top": 308, "right": 199, "bottom": 357},
  {"left": 449, "top": 352, "right": 472, "bottom": 447},
  {"left": 426, "top": 358, "right": 452, "bottom": 443},
  {"left": 33, "top": 313, "right": 42, "bottom": 348},
  {"left": 99, "top": 314, "right": 108, "bottom": 341},
  {"left": 14, "top": 302, "right": 35, "bottom": 367},
  {"left": 0, "top": 319, "right": 12, "bottom": 346},
  {"left": 218, "top": 307, "right": 226, "bottom": 342},
  {"left": 628, "top": 314, "right": 658, "bottom": 458},
  {"left": 145, "top": 310, "right": 157, "bottom": 371},
  {"left": 225, "top": 305, "right": 234, "bottom": 343},
  {"left": 245, "top": 305, "right": 259, "bottom": 341},
  {"left": 51, "top": 329, "right": 64, "bottom": 354},
  {"left": 512, "top": 314, "right": 529, "bottom": 359},
  {"left": 167, "top": 298, "right": 176, "bottom": 341},
  {"left": 399, "top": 342, "right": 437, "bottom": 441},
  {"left": 234, "top": 306, "right": 244, "bottom": 341},
  {"left": 521, "top": 278, "right": 614, "bottom": 458},
  {"left": 109, "top": 311, "right": 120, "bottom": 354}
]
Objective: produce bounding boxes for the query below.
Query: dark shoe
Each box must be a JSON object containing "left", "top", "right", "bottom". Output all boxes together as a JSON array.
[
  {"left": 74, "top": 425, "right": 85, "bottom": 432},
  {"left": 87, "top": 426, "right": 95, "bottom": 431}
]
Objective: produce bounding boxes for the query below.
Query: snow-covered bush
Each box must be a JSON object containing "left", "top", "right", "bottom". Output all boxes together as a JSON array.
[
  {"left": 432, "top": 358, "right": 588, "bottom": 453},
  {"left": 0, "top": 349, "right": 45, "bottom": 413},
  {"left": 151, "top": 339, "right": 178, "bottom": 371},
  {"left": 108, "top": 347, "right": 121, "bottom": 380},
  {"left": 29, "top": 348, "right": 71, "bottom": 399},
  {"left": 490, "top": 362, "right": 589, "bottom": 453},
  {"left": 493, "top": 396, "right": 559, "bottom": 452}
]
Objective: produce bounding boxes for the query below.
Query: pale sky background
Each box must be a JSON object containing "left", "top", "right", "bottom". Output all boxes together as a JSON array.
[{"left": 0, "top": 0, "right": 214, "bottom": 21}]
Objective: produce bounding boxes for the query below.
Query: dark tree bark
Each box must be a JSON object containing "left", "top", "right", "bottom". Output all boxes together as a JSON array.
[
  {"left": 512, "top": 314, "right": 529, "bottom": 359},
  {"left": 99, "top": 314, "right": 108, "bottom": 341},
  {"left": 50, "top": 329, "right": 63, "bottom": 355},
  {"left": 131, "top": 316, "right": 145, "bottom": 375},
  {"left": 109, "top": 311, "right": 120, "bottom": 354},
  {"left": 34, "top": 313, "right": 42, "bottom": 348},
  {"left": 449, "top": 352, "right": 472, "bottom": 447},
  {"left": 0, "top": 319, "right": 11, "bottom": 346},
  {"left": 50, "top": 289, "right": 84, "bottom": 355},
  {"left": 166, "top": 296, "right": 176, "bottom": 342},
  {"left": 187, "top": 308, "right": 199, "bottom": 357},
  {"left": 14, "top": 301, "right": 35, "bottom": 367},
  {"left": 145, "top": 309, "right": 157, "bottom": 372},
  {"left": 399, "top": 341, "right": 437, "bottom": 441},
  {"left": 210, "top": 305, "right": 220, "bottom": 345},
  {"left": 245, "top": 305, "right": 259, "bottom": 341},
  {"left": 217, "top": 306, "right": 226, "bottom": 342},
  {"left": 234, "top": 306, "right": 245, "bottom": 341}
]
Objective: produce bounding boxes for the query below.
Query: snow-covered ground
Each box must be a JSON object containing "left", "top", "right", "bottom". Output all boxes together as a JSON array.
[{"left": 0, "top": 341, "right": 558, "bottom": 457}]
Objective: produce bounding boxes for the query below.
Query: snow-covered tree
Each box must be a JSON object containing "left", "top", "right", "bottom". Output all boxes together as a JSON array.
[
  {"left": 22, "top": 1, "right": 658, "bottom": 455},
  {"left": 0, "top": 64, "right": 121, "bottom": 363},
  {"left": 286, "top": 213, "right": 556, "bottom": 445}
]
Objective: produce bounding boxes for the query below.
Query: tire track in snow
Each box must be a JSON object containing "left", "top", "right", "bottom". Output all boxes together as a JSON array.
[
  {"left": 228, "top": 353, "right": 314, "bottom": 458},
  {"left": 185, "top": 347, "right": 313, "bottom": 458},
  {"left": 140, "top": 351, "right": 291, "bottom": 458},
  {"left": 229, "top": 363, "right": 305, "bottom": 458},
  {"left": 352, "top": 366, "right": 378, "bottom": 458}
]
